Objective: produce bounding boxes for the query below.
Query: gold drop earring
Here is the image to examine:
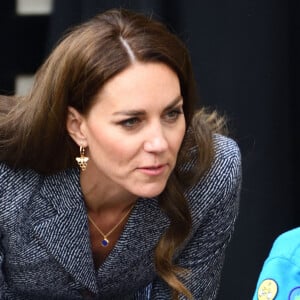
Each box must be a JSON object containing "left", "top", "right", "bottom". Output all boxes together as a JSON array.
[{"left": 76, "top": 146, "right": 89, "bottom": 171}]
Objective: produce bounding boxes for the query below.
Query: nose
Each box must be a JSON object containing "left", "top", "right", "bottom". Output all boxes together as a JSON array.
[{"left": 143, "top": 125, "right": 168, "bottom": 153}]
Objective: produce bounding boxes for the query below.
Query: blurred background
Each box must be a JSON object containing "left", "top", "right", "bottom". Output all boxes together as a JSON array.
[{"left": 0, "top": 0, "right": 299, "bottom": 298}]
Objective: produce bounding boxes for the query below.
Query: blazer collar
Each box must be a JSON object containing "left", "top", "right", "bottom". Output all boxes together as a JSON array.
[
  {"left": 32, "top": 168, "right": 170, "bottom": 295},
  {"left": 33, "top": 168, "right": 98, "bottom": 294}
]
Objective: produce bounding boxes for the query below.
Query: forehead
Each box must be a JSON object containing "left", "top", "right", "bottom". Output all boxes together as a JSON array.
[{"left": 91, "top": 62, "right": 181, "bottom": 111}]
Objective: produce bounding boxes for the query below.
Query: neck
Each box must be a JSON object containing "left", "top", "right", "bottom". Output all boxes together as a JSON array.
[{"left": 80, "top": 171, "right": 137, "bottom": 214}]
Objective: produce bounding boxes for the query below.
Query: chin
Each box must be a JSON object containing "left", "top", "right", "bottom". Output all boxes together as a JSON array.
[{"left": 134, "top": 183, "right": 167, "bottom": 199}]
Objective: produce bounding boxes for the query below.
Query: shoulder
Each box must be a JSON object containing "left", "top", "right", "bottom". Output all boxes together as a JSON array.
[
  {"left": 268, "top": 227, "right": 300, "bottom": 261},
  {"left": 213, "top": 133, "right": 241, "bottom": 165},
  {"left": 0, "top": 162, "right": 79, "bottom": 203},
  {"left": 185, "top": 134, "right": 241, "bottom": 223},
  {"left": 211, "top": 134, "right": 241, "bottom": 189},
  {"left": 253, "top": 228, "right": 300, "bottom": 299},
  {"left": 0, "top": 162, "right": 42, "bottom": 214},
  {"left": 187, "top": 134, "right": 241, "bottom": 196},
  {"left": 0, "top": 162, "right": 41, "bottom": 188}
]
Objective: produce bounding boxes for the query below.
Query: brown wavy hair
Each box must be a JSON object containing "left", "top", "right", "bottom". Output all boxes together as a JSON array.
[{"left": 0, "top": 9, "right": 225, "bottom": 299}]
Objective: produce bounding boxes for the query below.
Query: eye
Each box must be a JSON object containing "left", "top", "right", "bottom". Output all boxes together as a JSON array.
[
  {"left": 165, "top": 108, "right": 183, "bottom": 122},
  {"left": 119, "top": 117, "right": 140, "bottom": 128}
]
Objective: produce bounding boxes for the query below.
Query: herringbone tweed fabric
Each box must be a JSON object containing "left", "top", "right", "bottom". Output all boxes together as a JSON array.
[{"left": 0, "top": 134, "right": 241, "bottom": 299}]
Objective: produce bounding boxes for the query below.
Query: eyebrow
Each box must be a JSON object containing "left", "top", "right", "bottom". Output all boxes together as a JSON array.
[{"left": 113, "top": 95, "right": 183, "bottom": 116}]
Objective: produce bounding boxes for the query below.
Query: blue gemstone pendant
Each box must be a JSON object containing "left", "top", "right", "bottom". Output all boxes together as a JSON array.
[{"left": 101, "top": 238, "right": 109, "bottom": 247}]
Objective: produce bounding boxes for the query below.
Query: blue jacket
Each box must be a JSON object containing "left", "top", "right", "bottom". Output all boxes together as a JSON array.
[
  {"left": 253, "top": 227, "right": 300, "bottom": 300},
  {"left": 0, "top": 134, "right": 241, "bottom": 299}
]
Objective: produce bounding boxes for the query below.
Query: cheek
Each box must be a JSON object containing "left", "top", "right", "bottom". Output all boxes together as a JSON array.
[
  {"left": 87, "top": 129, "right": 138, "bottom": 165},
  {"left": 173, "top": 123, "right": 186, "bottom": 150}
]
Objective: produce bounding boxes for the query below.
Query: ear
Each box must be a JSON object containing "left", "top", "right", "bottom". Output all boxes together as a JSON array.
[{"left": 66, "top": 106, "right": 88, "bottom": 147}]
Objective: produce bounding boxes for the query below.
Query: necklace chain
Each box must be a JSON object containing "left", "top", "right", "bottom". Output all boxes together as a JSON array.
[{"left": 88, "top": 205, "right": 134, "bottom": 247}]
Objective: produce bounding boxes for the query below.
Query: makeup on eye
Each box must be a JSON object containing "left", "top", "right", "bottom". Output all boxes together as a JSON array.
[
  {"left": 118, "top": 117, "right": 141, "bottom": 128},
  {"left": 116, "top": 105, "right": 183, "bottom": 129},
  {"left": 164, "top": 106, "right": 184, "bottom": 121},
  {"left": 114, "top": 97, "right": 184, "bottom": 128}
]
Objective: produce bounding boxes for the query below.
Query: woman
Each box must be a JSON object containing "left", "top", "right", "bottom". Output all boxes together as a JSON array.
[{"left": 0, "top": 8, "right": 241, "bottom": 299}]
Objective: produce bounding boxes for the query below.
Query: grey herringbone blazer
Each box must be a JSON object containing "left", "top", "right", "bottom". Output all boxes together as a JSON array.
[{"left": 0, "top": 134, "right": 241, "bottom": 299}]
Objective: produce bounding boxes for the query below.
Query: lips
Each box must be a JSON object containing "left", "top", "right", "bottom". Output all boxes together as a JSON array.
[{"left": 137, "top": 164, "right": 167, "bottom": 176}]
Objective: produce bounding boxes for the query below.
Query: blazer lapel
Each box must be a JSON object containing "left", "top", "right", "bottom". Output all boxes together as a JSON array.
[
  {"left": 32, "top": 168, "right": 98, "bottom": 294},
  {"left": 97, "top": 196, "right": 170, "bottom": 286}
]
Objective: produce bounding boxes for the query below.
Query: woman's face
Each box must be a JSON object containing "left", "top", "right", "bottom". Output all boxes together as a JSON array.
[{"left": 75, "top": 62, "right": 186, "bottom": 198}]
